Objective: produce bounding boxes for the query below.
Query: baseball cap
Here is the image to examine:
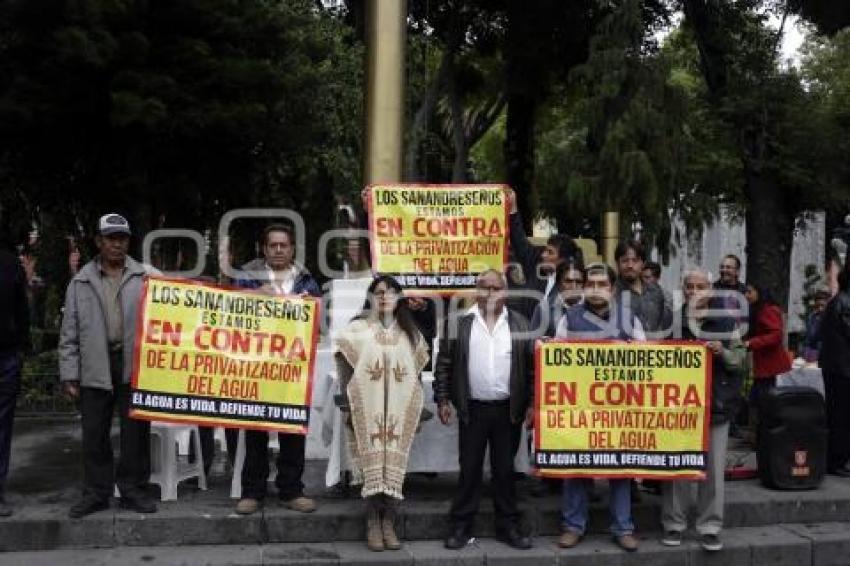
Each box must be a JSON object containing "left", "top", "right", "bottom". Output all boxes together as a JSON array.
[{"left": 98, "top": 213, "right": 131, "bottom": 236}]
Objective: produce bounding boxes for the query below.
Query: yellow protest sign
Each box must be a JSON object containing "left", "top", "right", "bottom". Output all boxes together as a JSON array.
[
  {"left": 366, "top": 184, "right": 509, "bottom": 295},
  {"left": 130, "top": 277, "right": 320, "bottom": 434},
  {"left": 534, "top": 340, "right": 711, "bottom": 480}
]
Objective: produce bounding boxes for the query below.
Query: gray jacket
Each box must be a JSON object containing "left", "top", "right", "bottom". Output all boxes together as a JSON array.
[{"left": 59, "top": 256, "right": 155, "bottom": 390}]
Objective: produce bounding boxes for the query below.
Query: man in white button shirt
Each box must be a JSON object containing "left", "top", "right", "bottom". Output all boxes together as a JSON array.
[{"left": 435, "top": 270, "right": 534, "bottom": 550}]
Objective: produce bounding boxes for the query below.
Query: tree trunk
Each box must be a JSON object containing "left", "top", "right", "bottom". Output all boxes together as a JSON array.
[
  {"left": 504, "top": 0, "right": 538, "bottom": 230},
  {"left": 683, "top": 0, "right": 794, "bottom": 309},
  {"left": 446, "top": 64, "right": 468, "bottom": 183},
  {"left": 504, "top": 94, "right": 536, "bottom": 229},
  {"left": 405, "top": 48, "right": 454, "bottom": 181},
  {"left": 744, "top": 165, "right": 793, "bottom": 310}
]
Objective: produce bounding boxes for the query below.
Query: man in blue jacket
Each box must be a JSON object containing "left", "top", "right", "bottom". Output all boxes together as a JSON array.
[{"left": 235, "top": 223, "right": 321, "bottom": 515}]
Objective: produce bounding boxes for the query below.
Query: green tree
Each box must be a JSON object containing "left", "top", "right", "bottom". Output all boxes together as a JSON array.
[
  {"left": 681, "top": 0, "right": 849, "bottom": 307},
  {"left": 0, "top": 0, "right": 362, "bottom": 285}
]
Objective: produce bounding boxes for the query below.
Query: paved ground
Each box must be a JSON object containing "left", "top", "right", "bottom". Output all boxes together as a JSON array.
[{"left": 4, "top": 417, "right": 850, "bottom": 565}]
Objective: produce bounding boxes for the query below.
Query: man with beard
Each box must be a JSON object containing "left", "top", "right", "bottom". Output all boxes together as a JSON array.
[
  {"left": 613, "top": 241, "right": 671, "bottom": 338},
  {"left": 556, "top": 263, "right": 644, "bottom": 553}
]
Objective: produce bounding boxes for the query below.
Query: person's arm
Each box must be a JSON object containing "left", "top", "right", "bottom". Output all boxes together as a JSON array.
[
  {"left": 720, "top": 337, "right": 747, "bottom": 372},
  {"left": 434, "top": 328, "right": 453, "bottom": 406},
  {"left": 58, "top": 282, "right": 80, "bottom": 395},
  {"left": 333, "top": 352, "right": 354, "bottom": 411},
  {"left": 13, "top": 258, "right": 30, "bottom": 354},
  {"left": 304, "top": 276, "right": 322, "bottom": 298},
  {"left": 524, "top": 334, "right": 535, "bottom": 427},
  {"left": 530, "top": 302, "right": 545, "bottom": 337},
  {"left": 507, "top": 191, "right": 541, "bottom": 286},
  {"left": 746, "top": 306, "right": 784, "bottom": 351},
  {"left": 434, "top": 318, "right": 456, "bottom": 424}
]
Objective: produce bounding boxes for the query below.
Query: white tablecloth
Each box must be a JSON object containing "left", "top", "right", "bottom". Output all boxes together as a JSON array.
[{"left": 322, "top": 371, "right": 530, "bottom": 487}]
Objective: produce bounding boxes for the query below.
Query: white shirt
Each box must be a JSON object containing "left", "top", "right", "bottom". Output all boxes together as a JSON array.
[
  {"left": 266, "top": 264, "right": 297, "bottom": 295},
  {"left": 544, "top": 273, "right": 556, "bottom": 300},
  {"left": 467, "top": 305, "right": 512, "bottom": 401}
]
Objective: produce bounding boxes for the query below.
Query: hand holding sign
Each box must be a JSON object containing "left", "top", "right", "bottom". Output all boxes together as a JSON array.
[{"left": 506, "top": 187, "right": 517, "bottom": 215}]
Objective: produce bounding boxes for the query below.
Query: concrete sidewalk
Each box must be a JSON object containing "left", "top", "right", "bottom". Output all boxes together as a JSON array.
[{"left": 3, "top": 417, "right": 850, "bottom": 565}]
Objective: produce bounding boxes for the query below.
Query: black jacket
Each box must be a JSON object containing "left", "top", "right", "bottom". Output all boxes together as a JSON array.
[
  {"left": 0, "top": 251, "right": 29, "bottom": 353},
  {"left": 820, "top": 289, "right": 850, "bottom": 379},
  {"left": 680, "top": 306, "right": 746, "bottom": 424},
  {"left": 434, "top": 308, "right": 534, "bottom": 425}
]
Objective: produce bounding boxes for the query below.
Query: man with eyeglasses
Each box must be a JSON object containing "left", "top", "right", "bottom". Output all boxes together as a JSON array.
[
  {"left": 234, "top": 223, "right": 321, "bottom": 516},
  {"left": 436, "top": 269, "right": 535, "bottom": 550}
]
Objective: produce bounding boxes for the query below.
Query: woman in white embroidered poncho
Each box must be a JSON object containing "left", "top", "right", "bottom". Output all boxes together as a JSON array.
[{"left": 334, "top": 276, "right": 429, "bottom": 552}]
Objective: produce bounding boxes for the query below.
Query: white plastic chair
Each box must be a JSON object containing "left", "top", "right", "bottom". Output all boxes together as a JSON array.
[
  {"left": 230, "top": 430, "right": 281, "bottom": 499},
  {"left": 148, "top": 422, "right": 207, "bottom": 501}
]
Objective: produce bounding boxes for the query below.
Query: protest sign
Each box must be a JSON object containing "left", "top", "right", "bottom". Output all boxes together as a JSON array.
[
  {"left": 129, "top": 277, "right": 320, "bottom": 434},
  {"left": 534, "top": 340, "right": 711, "bottom": 480},
  {"left": 365, "top": 184, "right": 509, "bottom": 295}
]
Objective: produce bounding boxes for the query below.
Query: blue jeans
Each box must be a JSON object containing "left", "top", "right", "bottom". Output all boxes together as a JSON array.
[{"left": 561, "top": 478, "right": 634, "bottom": 536}]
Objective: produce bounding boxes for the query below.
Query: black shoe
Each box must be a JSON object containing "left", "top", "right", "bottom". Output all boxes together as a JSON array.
[
  {"left": 69, "top": 495, "right": 110, "bottom": 519},
  {"left": 699, "top": 533, "right": 723, "bottom": 552},
  {"left": 444, "top": 526, "right": 471, "bottom": 549},
  {"left": 496, "top": 526, "right": 532, "bottom": 550},
  {"left": 119, "top": 493, "right": 157, "bottom": 514}
]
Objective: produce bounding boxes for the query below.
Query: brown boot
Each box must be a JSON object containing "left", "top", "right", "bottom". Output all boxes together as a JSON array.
[
  {"left": 382, "top": 506, "right": 402, "bottom": 550},
  {"left": 367, "top": 506, "right": 384, "bottom": 551}
]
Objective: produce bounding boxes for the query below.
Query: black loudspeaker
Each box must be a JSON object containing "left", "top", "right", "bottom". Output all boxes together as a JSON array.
[{"left": 757, "top": 386, "right": 827, "bottom": 490}]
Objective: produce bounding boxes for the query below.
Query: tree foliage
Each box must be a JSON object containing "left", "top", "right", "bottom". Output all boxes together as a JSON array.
[{"left": 0, "top": 0, "right": 362, "bottom": 249}]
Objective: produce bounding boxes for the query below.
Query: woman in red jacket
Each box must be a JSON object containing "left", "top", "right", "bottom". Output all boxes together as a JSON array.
[{"left": 744, "top": 283, "right": 792, "bottom": 409}]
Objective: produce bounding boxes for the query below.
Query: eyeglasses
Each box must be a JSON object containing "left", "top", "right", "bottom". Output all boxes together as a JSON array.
[{"left": 373, "top": 289, "right": 399, "bottom": 298}]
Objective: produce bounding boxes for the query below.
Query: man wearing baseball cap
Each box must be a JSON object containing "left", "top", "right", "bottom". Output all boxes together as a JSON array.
[{"left": 59, "top": 213, "right": 158, "bottom": 518}]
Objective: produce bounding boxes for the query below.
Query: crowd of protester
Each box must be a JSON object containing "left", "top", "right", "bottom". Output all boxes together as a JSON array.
[{"left": 0, "top": 199, "right": 849, "bottom": 557}]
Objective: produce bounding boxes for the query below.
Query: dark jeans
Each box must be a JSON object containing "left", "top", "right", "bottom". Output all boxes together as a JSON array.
[
  {"left": 749, "top": 376, "right": 777, "bottom": 408},
  {"left": 825, "top": 374, "right": 850, "bottom": 471},
  {"left": 193, "top": 427, "right": 239, "bottom": 474},
  {"left": 80, "top": 351, "right": 150, "bottom": 501},
  {"left": 0, "top": 351, "right": 22, "bottom": 494},
  {"left": 241, "top": 430, "right": 305, "bottom": 500},
  {"left": 450, "top": 400, "right": 521, "bottom": 533}
]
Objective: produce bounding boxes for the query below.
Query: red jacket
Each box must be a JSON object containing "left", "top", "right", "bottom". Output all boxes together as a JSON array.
[{"left": 748, "top": 303, "right": 791, "bottom": 379}]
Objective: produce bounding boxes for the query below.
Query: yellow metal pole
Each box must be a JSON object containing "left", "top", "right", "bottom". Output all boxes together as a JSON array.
[
  {"left": 364, "top": 0, "right": 407, "bottom": 185},
  {"left": 602, "top": 211, "right": 620, "bottom": 267}
]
